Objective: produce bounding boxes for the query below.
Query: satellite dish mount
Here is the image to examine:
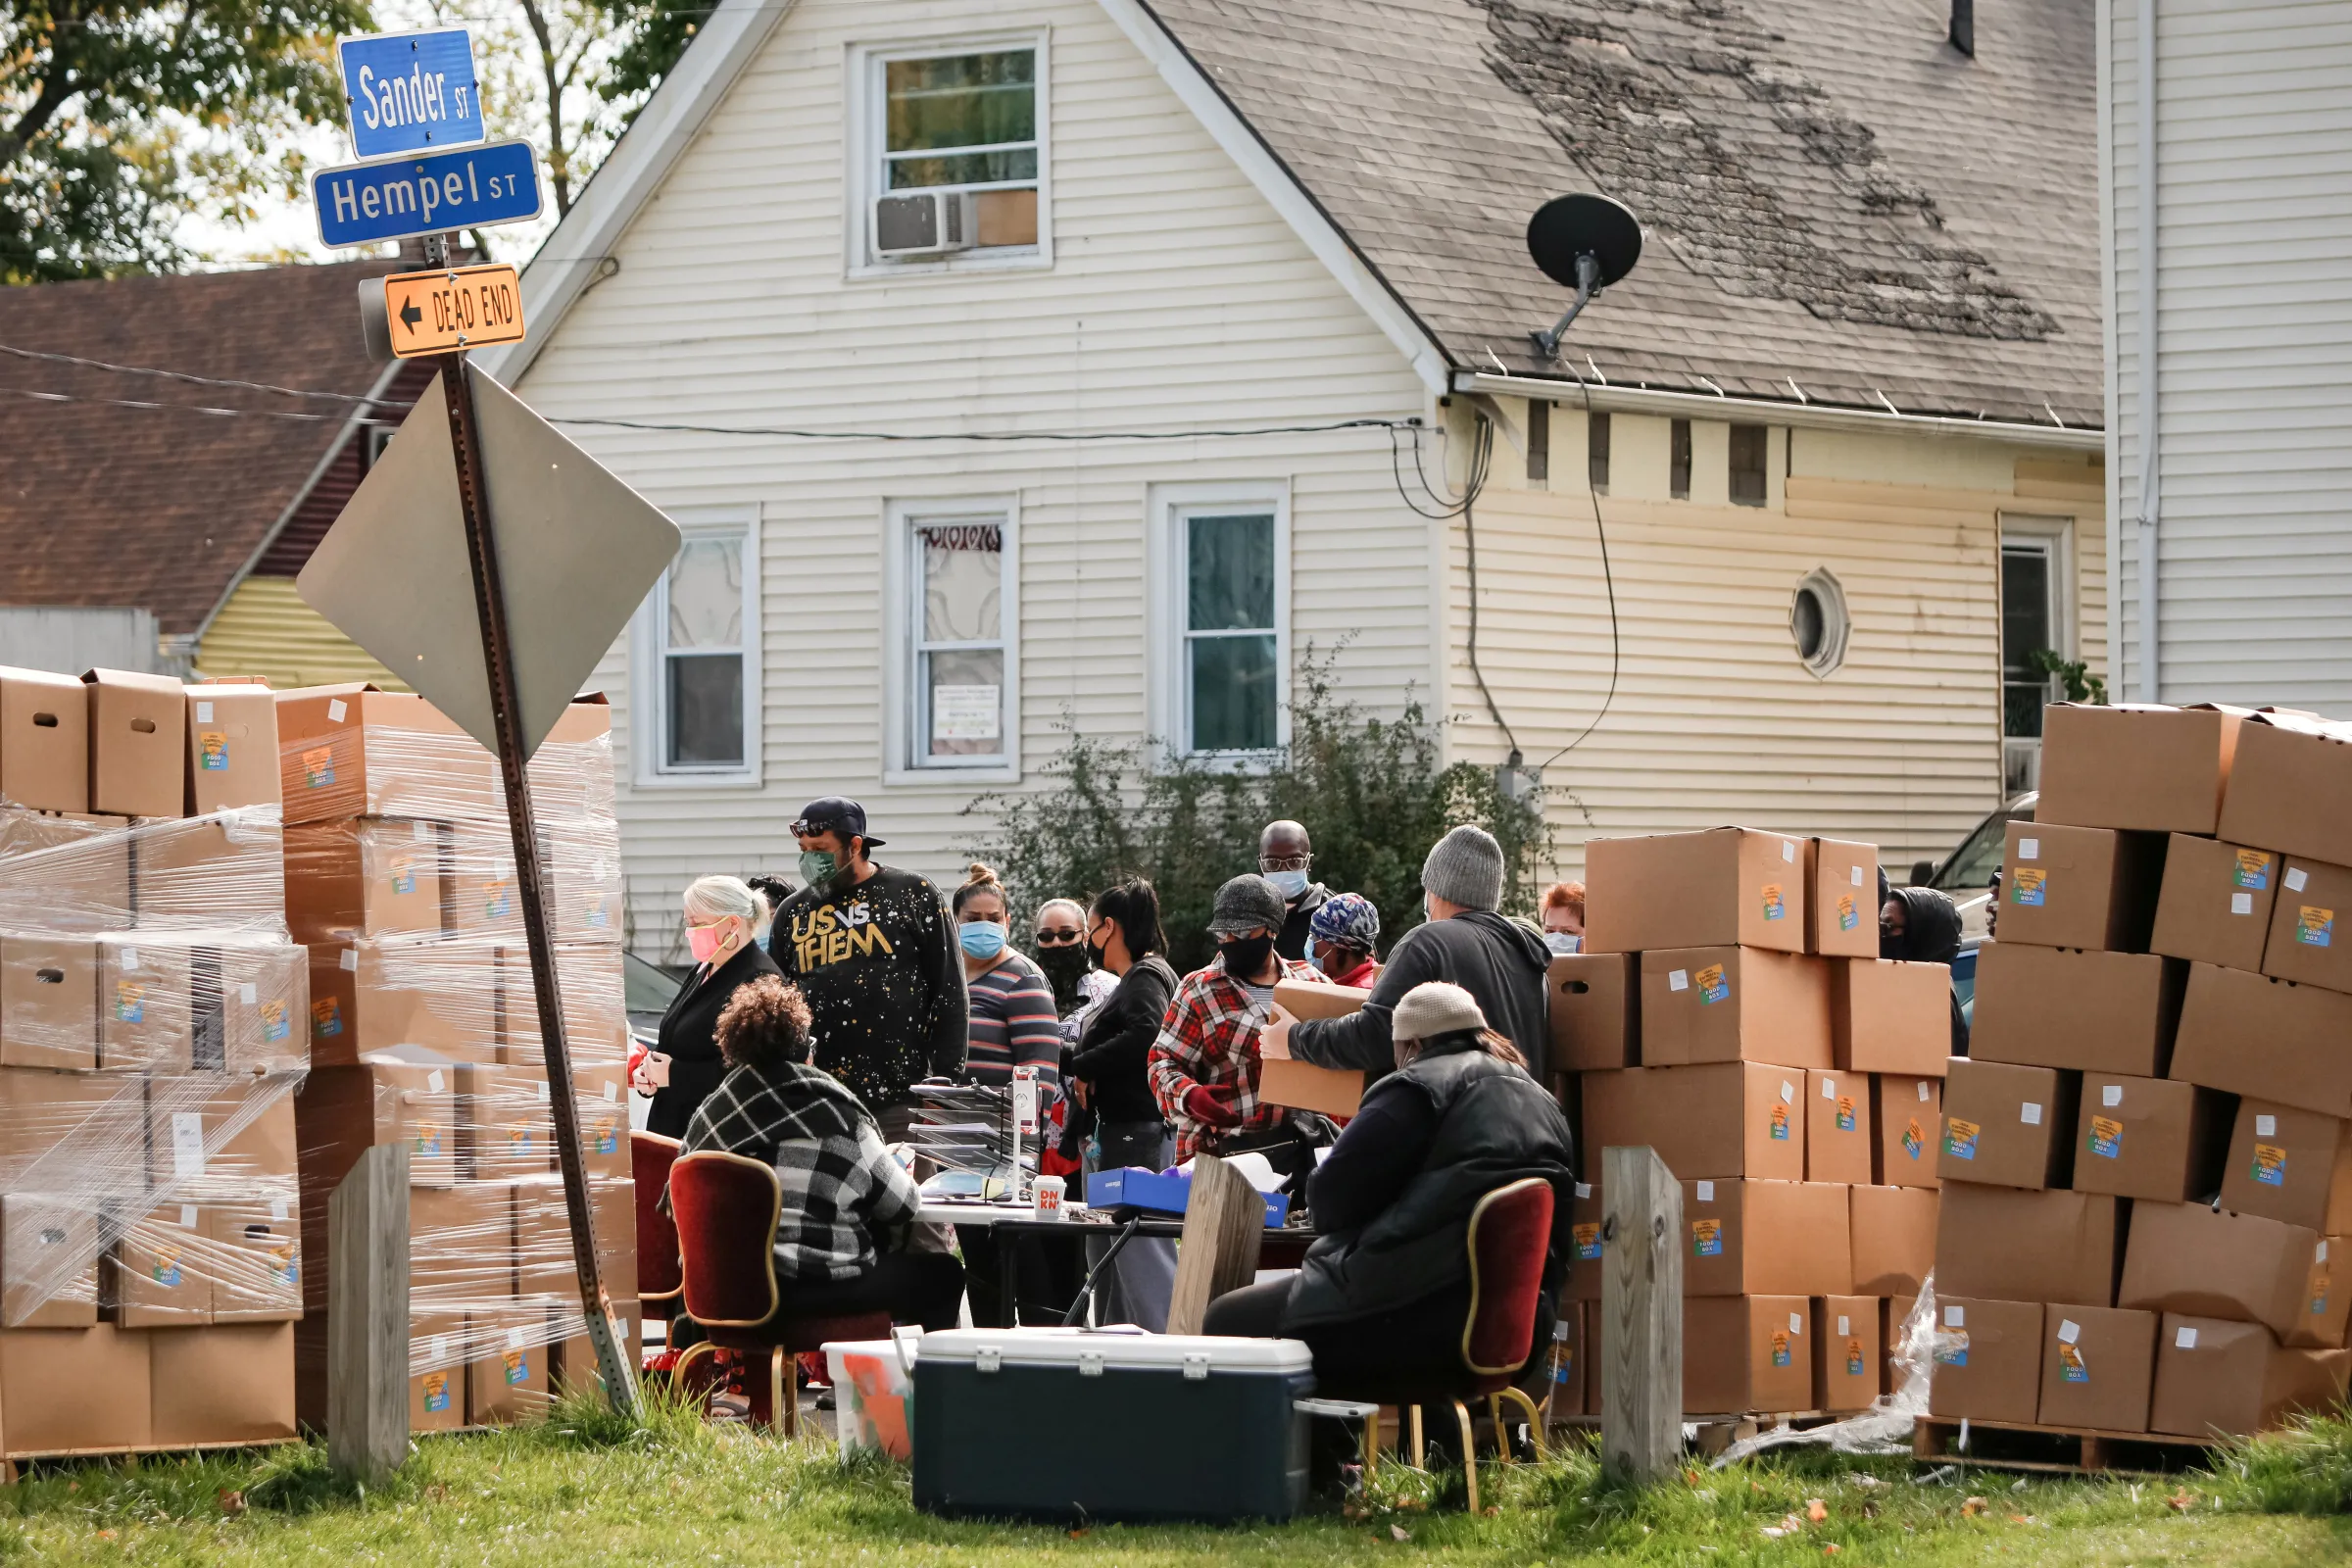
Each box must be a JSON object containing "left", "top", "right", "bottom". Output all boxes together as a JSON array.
[{"left": 1525, "top": 193, "right": 1642, "bottom": 361}]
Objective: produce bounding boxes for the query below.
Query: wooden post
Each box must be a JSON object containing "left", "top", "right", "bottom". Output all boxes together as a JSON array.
[
  {"left": 1600, "top": 1144, "right": 1682, "bottom": 1484},
  {"left": 1163, "top": 1154, "right": 1265, "bottom": 1336},
  {"left": 328, "top": 1143, "right": 411, "bottom": 1481}
]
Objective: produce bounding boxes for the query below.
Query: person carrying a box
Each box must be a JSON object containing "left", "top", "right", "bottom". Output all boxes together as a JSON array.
[{"left": 1260, "top": 825, "right": 1551, "bottom": 1080}]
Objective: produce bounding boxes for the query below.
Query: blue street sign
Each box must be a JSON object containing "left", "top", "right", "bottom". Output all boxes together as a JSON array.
[
  {"left": 338, "top": 28, "right": 484, "bottom": 161},
  {"left": 313, "top": 140, "right": 542, "bottom": 248}
]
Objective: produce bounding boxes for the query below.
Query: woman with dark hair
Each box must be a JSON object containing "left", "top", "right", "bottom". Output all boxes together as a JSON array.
[
  {"left": 1064, "top": 878, "right": 1181, "bottom": 1176},
  {"left": 670, "top": 975, "right": 965, "bottom": 1329},
  {"left": 1884, "top": 883, "right": 1971, "bottom": 1055},
  {"left": 1203, "top": 981, "right": 1573, "bottom": 1385}
]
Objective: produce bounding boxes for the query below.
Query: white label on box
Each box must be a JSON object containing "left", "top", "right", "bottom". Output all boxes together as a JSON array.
[
  {"left": 270, "top": 1196, "right": 290, "bottom": 1221},
  {"left": 1575, "top": 1182, "right": 1591, "bottom": 1200},
  {"left": 1695, "top": 1181, "right": 1715, "bottom": 1202},
  {"left": 2103, "top": 1084, "right": 2124, "bottom": 1107},
  {"left": 2177, "top": 1326, "right": 2198, "bottom": 1349},
  {"left": 2322, "top": 1242, "right": 2331, "bottom": 1263},
  {"left": 604, "top": 1080, "right": 620, "bottom": 1102},
  {"left": 195, "top": 701, "right": 214, "bottom": 723},
  {"left": 1838, "top": 1314, "right": 1851, "bottom": 1336},
  {"left": 2021, "top": 1102, "right": 2043, "bottom": 1126},
  {"left": 2231, "top": 892, "right": 2254, "bottom": 915},
  {"left": 2257, "top": 1114, "right": 2278, "bottom": 1137},
  {"left": 537, "top": 1080, "right": 550, "bottom": 1102},
  {"left": 1668, "top": 969, "right": 1690, "bottom": 992},
  {"left": 178, "top": 1204, "right": 199, "bottom": 1229},
  {"left": 507, "top": 1327, "right": 526, "bottom": 1349},
  {"left": 172, "top": 1111, "right": 206, "bottom": 1178},
  {"left": 327, "top": 699, "right": 348, "bottom": 722},
  {"left": 1788, "top": 1312, "right": 1803, "bottom": 1334},
  {"left": 1782, "top": 1080, "right": 1797, "bottom": 1103},
  {"left": 1919, "top": 1080, "right": 1932, "bottom": 1102},
  {"left": 2019, "top": 837, "right": 2040, "bottom": 860},
  {"left": 120, "top": 945, "right": 139, "bottom": 971},
  {"left": 2287, "top": 867, "right": 2310, "bottom": 893},
  {"left": 1946, "top": 1305, "right": 1966, "bottom": 1327},
  {"left": 2057, "top": 1318, "right": 2081, "bottom": 1345},
  {"left": 1822, "top": 1077, "right": 1838, "bottom": 1099},
  {"left": 239, "top": 982, "right": 258, "bottom": 1004},
  {"left": 341, "top": 949, "right": 359, "bottom": 972},
  {"left": 1782, "top": 840, "right": 1796, "bottom": 862},
  {"left": 1851, "top": 864, "right": 1866, "bottom": 887},
  {"left": 430, "top": 1334, "right": 450, "bottom": 1361},
  {"left": 426, "top": 1069, "right": 445, "bottom": 1094}
]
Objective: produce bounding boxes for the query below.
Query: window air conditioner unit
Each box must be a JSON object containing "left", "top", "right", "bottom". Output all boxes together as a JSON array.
[{"left": 873, "top": 191, "right": 975, "bottom": 259}]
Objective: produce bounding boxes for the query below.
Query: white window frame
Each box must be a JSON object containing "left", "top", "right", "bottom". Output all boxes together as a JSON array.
[
  {"left": 630, "top": 506, "right": 762, "bottom": 790},
  {"left": 845, "top": 29, "right": 1054, "bottom": 279},
  {"left": 1148, "top": 481, "right": 1292, "bottom": 765},
  {"left": 1998, "top": 513, "right": 2077, "bottom": 795},
  {"left": 884, "top": 495, "right": 1022, "bottom": 784}
]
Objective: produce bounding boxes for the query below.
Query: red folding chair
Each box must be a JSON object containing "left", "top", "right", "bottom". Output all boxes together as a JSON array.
[{"left": 631, "top": 1131, "right": 683, "bottom": 1333}]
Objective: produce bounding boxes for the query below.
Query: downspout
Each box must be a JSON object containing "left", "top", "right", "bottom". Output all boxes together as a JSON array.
[{"left": 2134, "top": 0, "right": 2162, "bottom": 701}]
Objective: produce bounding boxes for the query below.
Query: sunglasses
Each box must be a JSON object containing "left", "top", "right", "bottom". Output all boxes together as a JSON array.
[{"left": 1036, "top": 927, "right": 1086, "bottom": 946}]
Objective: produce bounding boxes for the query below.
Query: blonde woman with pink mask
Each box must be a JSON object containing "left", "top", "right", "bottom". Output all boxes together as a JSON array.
[{"left": 636, "top": 875, "right": 782, "bottom": 1138}]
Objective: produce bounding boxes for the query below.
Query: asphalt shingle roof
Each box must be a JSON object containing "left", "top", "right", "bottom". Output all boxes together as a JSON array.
[{"left": 1143, "top": 0, "right": 2101, "bottom": 425}]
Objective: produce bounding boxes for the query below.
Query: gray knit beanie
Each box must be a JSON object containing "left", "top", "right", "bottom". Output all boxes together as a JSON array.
[
  {"left": 1392, "top": 981, "right": 1488, "bottom": 1043},
  {"left": 1421, "top": 824, "right": 1505, "bottom": 911}
]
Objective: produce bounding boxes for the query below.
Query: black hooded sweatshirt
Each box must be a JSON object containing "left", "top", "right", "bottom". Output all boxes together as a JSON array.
[
  {"left": 1885, "top": 884, "right": 1970, "bottom": 1056},
  {"left": 1287, "top": 908, "right": 1553, "bottom": 1080}
]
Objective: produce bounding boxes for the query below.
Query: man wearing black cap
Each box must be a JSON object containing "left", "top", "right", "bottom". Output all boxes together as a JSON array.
[{"left": 766, "top": 798, "right": 968, "bottom": 1131}]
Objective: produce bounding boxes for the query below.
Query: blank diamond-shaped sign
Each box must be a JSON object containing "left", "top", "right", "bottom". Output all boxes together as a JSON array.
[{"left": 298, "top": 367, "right": 679, "bottom": 760}]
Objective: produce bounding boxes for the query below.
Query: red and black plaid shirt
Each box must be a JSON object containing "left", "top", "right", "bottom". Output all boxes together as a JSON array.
[{"left": 1149, "top": 952, "right": 1327, "bottom": 1160}]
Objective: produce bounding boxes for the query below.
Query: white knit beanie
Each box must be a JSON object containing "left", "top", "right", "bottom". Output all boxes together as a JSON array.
[
  {"left": 1421, "top": 824, "right": 1505, "bottom": 911},
  {"left": 1391, "top": 981, "right": 1489, "bottom": 1043}
]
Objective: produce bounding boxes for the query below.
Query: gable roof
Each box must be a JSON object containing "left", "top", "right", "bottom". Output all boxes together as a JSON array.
[
  {"left": 494, "top": 0, "right": 2100, "bottom": 430},
  {"left": 0, "top": 261, "right": 405, "bottom": 638}
]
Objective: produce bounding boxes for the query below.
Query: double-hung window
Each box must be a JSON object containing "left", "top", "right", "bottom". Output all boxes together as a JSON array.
[
  {"left": 1156, "top": 489, "right": 1288, "bottom": 758},
  {"left": 637, "top": 512, "right": 760, "bottom": 785},
  {"left": 893, "top": 501, "right": 1017, "bottom": 772},
  {"left": 860, "top": 39, "right": 1047, "bottom": 265}
]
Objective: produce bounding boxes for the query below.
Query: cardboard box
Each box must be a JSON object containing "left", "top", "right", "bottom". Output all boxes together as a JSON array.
[
  {"left": 1927, "top": 1297, "right": 2042, "bottom": 1423},
  {"left": 2219, "top": 1100, "right": 2352, "bottom": 1234},
  {"left": 131, "top": 810, "right": 284, "bottom": 930},
  {"left": 1832, "top": 959, "right": 1949, "bottom": 1076},
  {"left": 1849, "top": 1184, "right": 1937, "bottom": 1295},
  {"left": 285, "top": 818, "right": 446, "bottom": 943},
  {"left": 2169, "top": 962, "right": 2352, "bottom": 1115},
  {"left": 0, "top": 1067, "right": 148, "bottom": 1195},
  {"left": 460, "top": 1063, "right": 555, "bottom": 1180},
  {"left": 152, "top": 1085, "right": 299, "bottom": 1190},
  {"left": 1680, "top": 1179, "right": 1850, "bottom": 1297},
  {"left": 294, "top": 1053, "right": 462, "bottom": 1195},
  {"left": 576, "top": 1068, "right": 632, "bottom": 1178},
  {"left": 1683, "top": 1295, "right": 1812, "bottom": 1416},
  {"left": 411, "top": 1313, "right": 467, "bottom": 1431},
  {"left": 1998, "top": 821, "right": 2167, "bottom": 953},
  {"left": 97, "top": 934, "right": 193, "bottom": 1072},
  {"left": 1567, "top": 1180, "right": 1604, "bottom": 1301},
  {"left": 1875, "top": 1074, "right": 1942, "bottom": 1188},
  {"left": 219, "top": 940, "right": 309, "bottom": 1077},
  {"left": 1885, "top": 1294, "right": 1922, "bottom": 1396},
  {"left": 552, "top": 1299, "right": 643, "bottom": 1400},
  {"left": 412, "top": 1181, "right": 516, "bottom": 1310},
  {"left": 2150, "top": 834, "right": 2280, "bottom": 972},
  {"left": 1581, "top": 1063, "right": 1805, "bottom": 1182},
  {"left": 82, "top": 668, "right": 185, "bottom": 820},
  {"left": 1935, "top": 1183, "right": 2122, "bottom": 1308},
  {"left": 1804, "top": 1069, "right": 1875, "bottom": 1184},
  {"left": 1813, "top": 1295, "right": 1881, "bottom": 1413},
  {"left": 307, "top": 937, "right": 500, "bottom": 1067},
  {"left": 0, "top": 808, "right": 131, "bottom": 933},
  {"left": 1969, "top": 944, "right": 2183, "bottom": 1077},
  {"left": 1807, "top": 838, "right": 1880, "bottom": 958},
  {"left": 2037, "top": 1305, "right": 2156, "bottom": 1433},
  {"left": 470, "top": 1316, "right": 551, "bottom": 1424},
  {"left": 1937, "top": 1058, "right": 2078, "bottom": 1190},
  {"left": 589, "top": 1174, "right": 638, "bottom": 1294},
  {"left": 1586, "top": 827, "right": 1811, "bottom": 956},
  {"left": 2, "top": 1196, "right": 99, "bottom": 1328},
  {"left": 209, "top": 1198, "right": 303, "bottom": 1322},
  {"left": 2150, "top": 1314, "right": 2352, "bottom": 1438},
  {"left": 2036, "top": 703, "right": 2244, "bottom": 835},
  {"left": 1259, "top": 1057, "right": 1364, "bottom": 1117},
  {"left": 1640, "top": 948, "right": 1830, "bottom": 1069},
  {"left": 2215, "top": 711, "right": 2352, "bottom": 868},
  {"left": 2073, "top": 1074, "right": 2228, "bottom": 1203},
  {"left": 2265, "top": 858, "right": 2352, "bottom": 996},
  {"left": 112, "top": 1200, "right": 212, "bottom": 1327},
  {"left": 513, "top": 1175, "right": 573, "bottom": 1298},
  {"left": 2303, "top": 1238, "right": 2352, "bottom": 1351},
  {"left": 0, "top": 1323, "right": 151, "bottom": 1456},
  {"left": 0, "top": 935, "right": 98, "bottom": 1070},
  {"left": 184, "top": 683, "right": 282, "bottom": 814},
  {"left": 2119, "top": 1200, "right": 2324, "bottom": 1343},
  {"left": 0, "top": 667, "right": 90, "bottom": 812},
  {"left": 544, "top": 832, "right": 625, "bottom": 944},
  {"left": 1547, "top": 953, "right": 1638, "bottom": 1072},
  {"left": 276, "top": 684, "right": 499, "bottom": 826},
  {"left": 525, "top": 697, "right": 617, "bottom": 824},
  {"left": 499, "top": 942, "right": 635, "bottom": 1070},
  {"left": 448, "top": 820, "right": 520, "bottom": 936},
  {"left": 149, "top": 1322, "right": 296, "bottom": 1446},
  {"left": 1269, "top": 978, "right": 1367, "bottom": 1022}
]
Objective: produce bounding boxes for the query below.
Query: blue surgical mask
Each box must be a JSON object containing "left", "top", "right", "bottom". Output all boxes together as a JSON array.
[
  {"left": 798, "top": 850, "right": 839, "bottom": 889},
  {"left": 1544, "top": 931, "right": 1583, "bottom": 956},
  {"left": 1265, "top": 868, "right": 1310, "bottom": 900},
  {"left": 1306, "top": 947, "right": 1327, "bottom": 974},
  {"left": 958, "top": 921, "right": 1007, "bottom": 960}
]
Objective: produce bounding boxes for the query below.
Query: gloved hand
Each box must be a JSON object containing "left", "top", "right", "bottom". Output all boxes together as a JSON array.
[{"left": 1184, "top": 1085, "right": 1241, "bottom": 1129}]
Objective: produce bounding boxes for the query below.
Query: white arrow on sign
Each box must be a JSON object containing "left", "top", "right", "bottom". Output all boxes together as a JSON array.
[{"left": 297, "top": 370, "right": 680, "bottom": 760}]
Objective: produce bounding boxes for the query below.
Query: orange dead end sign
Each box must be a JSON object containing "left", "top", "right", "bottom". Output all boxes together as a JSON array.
[{"left": 383, "top": 263, "right": 524, "bottom": 357}]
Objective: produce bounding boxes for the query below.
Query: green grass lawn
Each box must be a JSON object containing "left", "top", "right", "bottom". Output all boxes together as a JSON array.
[{"left": 6, "top": 1395, "right": 2352, "bottom": 1567}]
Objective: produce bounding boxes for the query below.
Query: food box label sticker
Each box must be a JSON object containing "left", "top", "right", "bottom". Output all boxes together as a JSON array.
[
  {"left": 422, "top": 1370, "right": 453, "bottom": 1412},
  {"left": 1696, "top": 964, "right": 1730, "bottom": 1004},
  {"left": 1572, "top": 1221, "right": 1601, "bottom": 1261},
  {"left": 2234, "top": 850, "right": 2273, "bottom": 889},
  {"left": 1690, "top": 1218, "right": 1723, "bottom": 1257},
  {"left": 1943, "top": 1117, "right": 1981, "bottom": 1160},
  {"left": 390, "top": 855, "right": 417, "bottom": 896},
  {"left": 1836, "top": 1095, "right": 1858, "bottom": 1133},
  {"left": 2254, "top": 1143, "right": 2288, "bottom": 1187},
  {"left": 1837, "top": 893, "right": 1859, "bottom": 930},
  {"left": 1902, "top": 1117, "right": 1925, "bottom": 1161},
  {"left": 2012, "top": 867, "right": 2047, "bottom": 906},
  {"left": 261, "top": 999, "right": 291, "bottom": 1042},
  {"left": 302, "top": 745, "right": 336, "bottom": 788},
  {"left": 2058, "top": 1343, "right": 2089, "bottom": 1384},
  {"left": 1934, "top": 1330, "right": 1970, "bottom": 1367},
  {"left": 198, "top": 730, "right": 229, "bottom": 771},
  {"left": 1845, "top": 1337, "right": 1866, "bottom": 1377},
  {"left": 1769, "top": 1100, "right": 1791, "bottom": 1141},
  {"left": 2088, "top": 1116, "right": 2124, "bottom": 1160},
  {"left": 1760, "top": 884, "right": 1787, "bottom": 922},
  {"left": 2297, "top": 906, "right": 2334, "bottom": 948},
  {"left": 312, "top": 998, "right": 344, "bottom": 1037},
  {"left": 1769, "top": 1329, "right": 1792, "bottom": 1367}
]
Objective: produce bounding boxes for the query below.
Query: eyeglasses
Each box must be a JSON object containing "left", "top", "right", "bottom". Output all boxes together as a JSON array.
[
  {"left": 1036, "top": 927, "right": 1085, "bottom": 947},
  {"left": 1258, "top": 855, "right": 1311, "bottom": 872}
]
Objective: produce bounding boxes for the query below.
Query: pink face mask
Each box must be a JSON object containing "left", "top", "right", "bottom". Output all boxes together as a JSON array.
[{"left": 687, "top": 919, "right": 732, "bottom": 964}]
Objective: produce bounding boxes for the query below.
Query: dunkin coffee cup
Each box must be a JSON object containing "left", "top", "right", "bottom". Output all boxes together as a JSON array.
[{"left": 1033, "top": 1174, "right": 1066, "bottom": 1220}]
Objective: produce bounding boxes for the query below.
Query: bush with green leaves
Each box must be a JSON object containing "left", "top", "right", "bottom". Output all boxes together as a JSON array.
[{"left": 963, "top": 658, "right": 1551, "bottom": 972}]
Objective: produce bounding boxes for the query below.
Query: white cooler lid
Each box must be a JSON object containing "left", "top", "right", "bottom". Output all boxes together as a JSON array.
[{"left": 917, "top": 1327, "right": 1312, "bottom": 1374}]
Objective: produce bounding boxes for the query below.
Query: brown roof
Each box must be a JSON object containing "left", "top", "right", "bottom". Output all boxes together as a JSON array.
[
  {"left": 0, "top": 261, "right": 407, "bottom": 636},
  {"left": 1142, "top": 0, "right": 2101, "bottom": 425}
]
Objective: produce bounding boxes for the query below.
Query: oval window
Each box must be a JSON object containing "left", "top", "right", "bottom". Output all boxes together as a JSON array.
[{"left": 1790, "top": 568, "right": 1849, "bottom": 677}]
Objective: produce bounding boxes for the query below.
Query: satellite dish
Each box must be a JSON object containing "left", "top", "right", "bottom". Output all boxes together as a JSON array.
[{"left": 1526, "top": 194, "right": 1642, "bottom": 360}]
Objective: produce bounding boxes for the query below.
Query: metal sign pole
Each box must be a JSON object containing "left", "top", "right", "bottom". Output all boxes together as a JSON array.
[{"left": 434, "top": 318, "right": 639, "bottom": 1417}]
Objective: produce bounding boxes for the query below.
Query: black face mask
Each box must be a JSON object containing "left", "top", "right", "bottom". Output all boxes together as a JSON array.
[
  {"left": 1219, "top": 934, "right": 1277, "bottom": 979},
  {"left": 1036, "top": 944, "right": 1091, "bottom": 1010}
]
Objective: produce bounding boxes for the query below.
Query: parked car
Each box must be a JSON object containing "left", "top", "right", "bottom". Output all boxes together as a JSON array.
[{"left": 1910, "top": 790, "right": 2035, "bottom": 946}]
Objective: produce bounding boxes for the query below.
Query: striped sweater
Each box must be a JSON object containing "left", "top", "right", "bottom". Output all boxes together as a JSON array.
[{"left": 964, "top": 950, "right": 1062, "bottom": 1089}]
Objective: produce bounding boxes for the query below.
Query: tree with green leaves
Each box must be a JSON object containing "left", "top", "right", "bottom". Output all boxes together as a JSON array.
[
  {"left": 585, "top": 0, "right": 695, "bottom": 125},
  {"left": 2, "top": 0, "right": 371, "bottom": 281}
]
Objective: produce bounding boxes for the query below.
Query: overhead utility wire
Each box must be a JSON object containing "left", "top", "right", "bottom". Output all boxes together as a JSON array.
[
  {"left": 1541, "top": 377, "right": 1622, "bottom": 765},
  {"left": 1389, "top": 414, "right": 1520, "bottom": 759}
]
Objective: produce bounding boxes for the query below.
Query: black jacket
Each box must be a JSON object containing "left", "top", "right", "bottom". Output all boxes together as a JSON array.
[
  {"left": 1065, "top": 954, "right": 1178, "bottom": 1125},
  {"left": 1285, "top": 1041, "right": 1573, "bottom": 1328},
  {"left": 647, "top": 941, "right": 783, "bottom": 1139},
  {"left": 767, "top": 864, "right": 968, "bottom": 1109},
  {"left": 1289, "top": 910, "right": 1552, "bottom": 1079},
  {"left": 1276, "top": 883, "right": 1332, "bottom": 961}
]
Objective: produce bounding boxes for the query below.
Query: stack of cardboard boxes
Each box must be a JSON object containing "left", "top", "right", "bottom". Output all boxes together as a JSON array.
[
  {"left": 1932, "top": 703, "right": 2352, "bottom": 1439},
  {"left": 1555, "top": 827, "right": 1945, "bottom": 1418},
  {"left": 0, "top": 667, "right": 307, "bottom": 1458},
  {"left": 279, "top": 684, "right": 638, "bottom": 1430}
]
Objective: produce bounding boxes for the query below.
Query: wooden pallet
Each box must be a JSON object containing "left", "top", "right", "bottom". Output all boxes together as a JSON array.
[
  {"left": 1545, "top": 1409, "right": 1843, "bottom": 1455},
  {"left": 1913, "top": 1415, "right": 2222, "bottom": 1476}
]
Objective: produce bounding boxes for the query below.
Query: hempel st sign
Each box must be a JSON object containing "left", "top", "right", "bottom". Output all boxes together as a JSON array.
[{"left": 312, "top": 139, "right": 542, "bottom": 249}]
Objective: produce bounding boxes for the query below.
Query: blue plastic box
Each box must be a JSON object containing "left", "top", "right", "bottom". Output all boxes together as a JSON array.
[{"left": 1084, "top": 1166, "right": 1290, "bottom": 1227}]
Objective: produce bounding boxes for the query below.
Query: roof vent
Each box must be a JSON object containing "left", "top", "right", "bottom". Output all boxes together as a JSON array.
[{"left": 1950, "top": 0, "right": 1976, "bottom": 57}]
